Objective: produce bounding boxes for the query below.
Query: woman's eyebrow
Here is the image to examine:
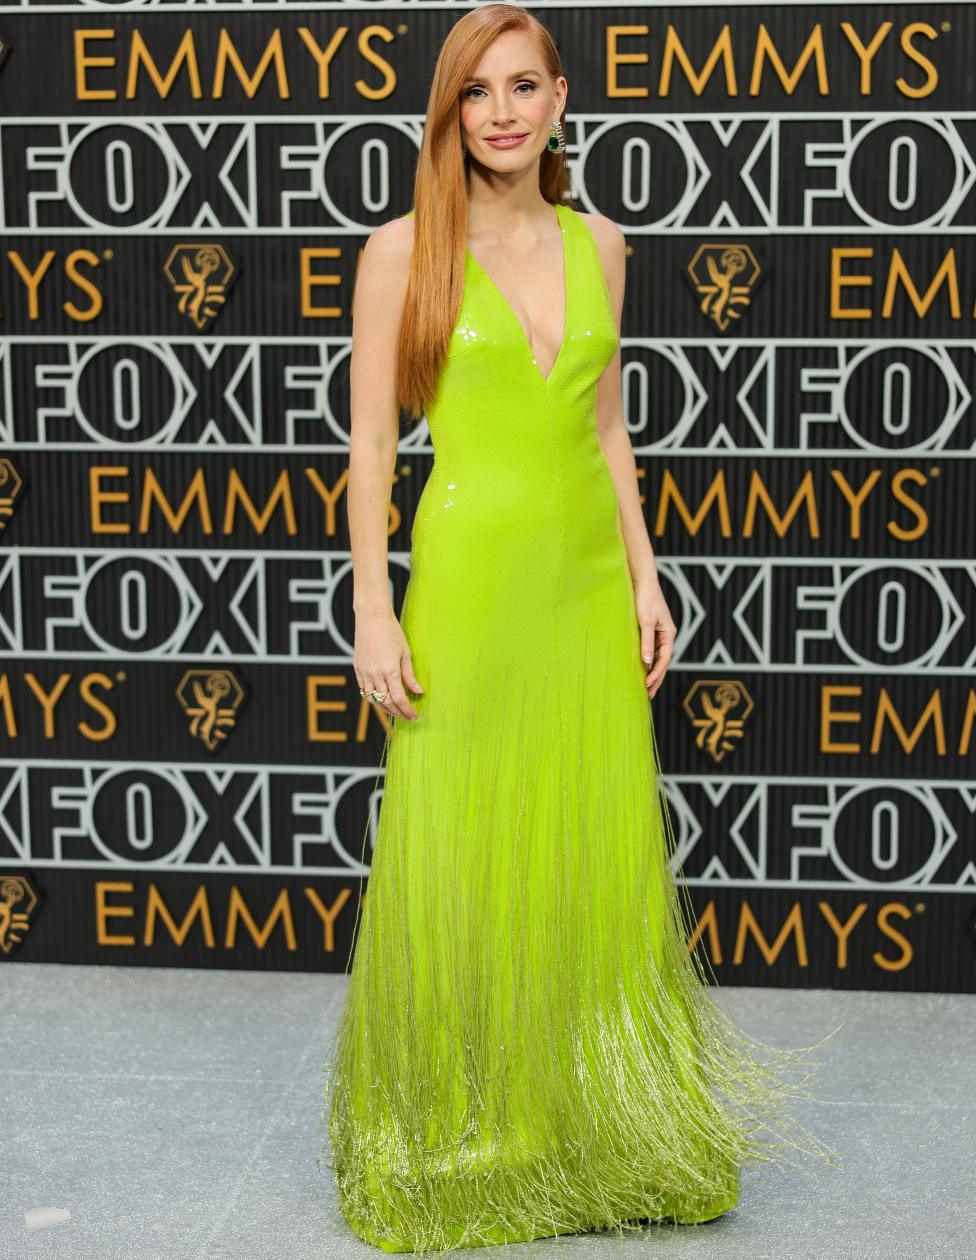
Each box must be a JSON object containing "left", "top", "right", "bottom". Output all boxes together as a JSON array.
[{"left": 461, "top": 69, "right": 541, "bottom": 85}]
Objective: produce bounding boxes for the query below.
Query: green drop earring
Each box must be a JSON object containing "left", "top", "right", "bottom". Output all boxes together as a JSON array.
[{"left": 547, "top": 119, "right": 566, "bottom": 152}]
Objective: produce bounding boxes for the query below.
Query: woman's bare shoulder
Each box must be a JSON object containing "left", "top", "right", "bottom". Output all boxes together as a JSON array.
[
  {"left": 576, "top": 209, "right": 625, "bottom": 254},
  {"left": 354, "top": 215, "right": 415, "bottom": 323},
  {"left": 363, "top": 213, "right": 416, "bottom": 269},
  {"left": 576, "top": 210, "right": 626, "bottom": 309}
]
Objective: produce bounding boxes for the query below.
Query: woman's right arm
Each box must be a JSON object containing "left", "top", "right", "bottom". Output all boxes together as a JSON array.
[{"left": 347, "top": 216, "right": 424, "bottom": 722}]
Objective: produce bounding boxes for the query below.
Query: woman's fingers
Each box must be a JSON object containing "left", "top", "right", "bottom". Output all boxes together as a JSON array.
[
  {"left": 401, "top": 652, "right": 424, "bottom": 696},
  {"left": 645, "top": 625, "right": 675, "bottom": 699},
  {"left": 382, "top": 670, "right": 419, "bottom": 721},
  {"left": 360, "top": 669, "right": 419, "bottom": 721}
]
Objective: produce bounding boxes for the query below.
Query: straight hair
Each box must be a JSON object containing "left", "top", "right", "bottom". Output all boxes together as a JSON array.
[{"left": 397, "top": 3, "right": 572, "bottom": 420}]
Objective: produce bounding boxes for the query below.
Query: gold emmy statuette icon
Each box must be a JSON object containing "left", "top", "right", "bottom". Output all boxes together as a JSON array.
[
  {"left": 682, "top": 679, "right": 754, "bottom": 764},
  {"left": 175, "top": 668, "right": 246, "bottom": 751},
  {"left": 0, "top": 459, "right": 24, "bottom": 530},
  {"left": 687, "top": 244, "right": 761, "bottom": 332},
  {"left": 163, "top": 243, "right": 236, "bottom": 330},
  {"left": 0, "top": 876, "right": 39, "bottom": 955}
]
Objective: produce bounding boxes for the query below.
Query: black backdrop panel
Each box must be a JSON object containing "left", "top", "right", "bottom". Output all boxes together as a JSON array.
[{"left": 0, "top": 2, "right": 973, "bottom": 991}]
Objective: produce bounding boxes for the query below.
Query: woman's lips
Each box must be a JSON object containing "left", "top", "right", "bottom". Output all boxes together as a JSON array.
[{"left": 484, "top": 134, "right": 528, "bottom": 149}]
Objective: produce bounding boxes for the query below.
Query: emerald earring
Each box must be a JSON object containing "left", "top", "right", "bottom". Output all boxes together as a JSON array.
[{"left": 547, "top": 119, "right": 566, "bottom": 153}]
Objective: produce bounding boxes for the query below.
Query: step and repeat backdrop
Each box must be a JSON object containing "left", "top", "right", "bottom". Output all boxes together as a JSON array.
[{"left": 0, "top": 1, "right": 973, "bottom": 990}]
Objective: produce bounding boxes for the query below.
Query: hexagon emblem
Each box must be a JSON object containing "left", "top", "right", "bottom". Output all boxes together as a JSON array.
[
  {"left": 682, "top": 679, "right": 754, "bottom": 764},
  {"left": 163, "top": 243, "right": 237, "bottom": 330},
  {"left": 0, "top": 458, "right": 24, "bottom": 530},
  {"left": 175, "top": 668, "right": 247, "bottom": 751},
  {"left": 0, "top": 875, "right": 40, "bottom": 955},
  {"left": 686, "top": 244, "right": 763, "bottom": 332}
]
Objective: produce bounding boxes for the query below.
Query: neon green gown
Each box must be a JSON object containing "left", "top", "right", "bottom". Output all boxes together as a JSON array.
[{"left": 322, "top": 200, "right": 830, "bottom": 1253}]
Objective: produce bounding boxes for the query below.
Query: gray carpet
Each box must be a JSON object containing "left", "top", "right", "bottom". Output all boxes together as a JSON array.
[{"left": 1, "top": 964, "right": 973, "bottom": 1259}]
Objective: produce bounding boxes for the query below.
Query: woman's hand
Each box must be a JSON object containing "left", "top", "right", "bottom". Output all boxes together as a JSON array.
[
  {"left": 354, "top": 609, "right": 424, "bottom": 721},
  {"left": 635, "top": 577, "right": 677, "bottom": 700}
]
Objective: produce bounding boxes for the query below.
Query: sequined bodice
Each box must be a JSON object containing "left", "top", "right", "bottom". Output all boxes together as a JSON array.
[
  {"left": 433, "top": 200, "right": 618, "bottom": 418},
  {"left": 406, "top": 201, "right": 622, "bottom": 637}
]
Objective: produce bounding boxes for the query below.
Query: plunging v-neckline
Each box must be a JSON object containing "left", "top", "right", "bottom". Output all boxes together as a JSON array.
[{"left": 465, "top": 202, "right": 570, "bottom": 386}]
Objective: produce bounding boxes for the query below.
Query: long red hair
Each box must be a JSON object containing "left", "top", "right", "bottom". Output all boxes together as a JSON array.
[{"left": 397, "top": 3, "right": 572, "bottom": 420}]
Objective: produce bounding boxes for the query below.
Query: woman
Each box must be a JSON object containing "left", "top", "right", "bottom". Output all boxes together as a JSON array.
[{"left": 322, "top": 4, "right": 835, "bottom": 1252}]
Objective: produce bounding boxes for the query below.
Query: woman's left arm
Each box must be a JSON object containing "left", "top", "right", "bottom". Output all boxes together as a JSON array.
[{"left": 588, "top": 213, "right": 676, "bottom": 701}]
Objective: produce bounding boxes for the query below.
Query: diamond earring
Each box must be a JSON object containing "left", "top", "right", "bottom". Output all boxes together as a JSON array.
[{"left": 547, "top": 119, "right": 566, "bottom": 153}]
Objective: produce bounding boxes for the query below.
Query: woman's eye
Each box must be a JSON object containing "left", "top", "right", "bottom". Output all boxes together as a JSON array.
[{"left": 463, "top": 81, "right": 536, "bottom": 99}]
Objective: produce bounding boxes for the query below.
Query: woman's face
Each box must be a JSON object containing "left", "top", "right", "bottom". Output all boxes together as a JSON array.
[{"left": 458, "top": 29, "right": 567, "bottom": 171}]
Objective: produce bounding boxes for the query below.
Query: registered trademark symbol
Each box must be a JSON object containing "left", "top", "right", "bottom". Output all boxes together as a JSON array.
[
  {"left": 399, "top": 464, "right": 411, "bottom": 477},
  {"left": 941, "top": 21, "right": 951, "bottom": 32},
  {"left": 116, "top": 671, "right": 125, "bottom": 682},
  {"left": 914, "top": 902, "right": 925, "bottom": 912},
  {"left": 103, "top": 249, "right": 113, "bottom": 260},
  {"left": 929, "top": 466, "right": 940, "bottom": 477},
  {"left": 397, "top": 23, "right": 408, "bottom": 34}
]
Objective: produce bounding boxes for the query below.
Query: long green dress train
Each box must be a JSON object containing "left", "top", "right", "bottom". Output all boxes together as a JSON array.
[{"left": 321, "top": 200, "right": 833, "bottom": 1253}]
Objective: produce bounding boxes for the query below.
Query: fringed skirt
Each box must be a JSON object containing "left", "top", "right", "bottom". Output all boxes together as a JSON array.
[{"left": 320, "top": 581, "right": 836, "bottom": 1252}]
